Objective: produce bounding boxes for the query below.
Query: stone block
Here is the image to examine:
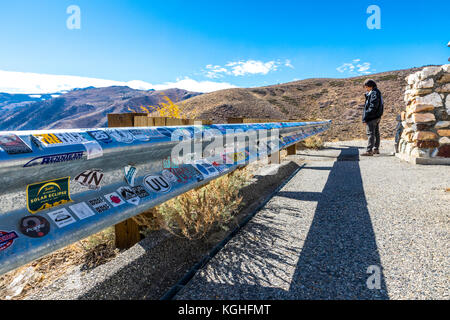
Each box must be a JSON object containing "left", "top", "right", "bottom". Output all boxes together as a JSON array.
[
  {"left": 414, "top": 141, "right": 440, "bottom": 148},
  {"left": 439, "top": 137, "right": 450, "bottom": 145},
  {"left": 437, "top": 129, "right": 450, "bottom": 137},
  {"left": 412, "top": 123, "right": 433, "bottom": 131},
  {"left": 418, "top": 66, "right": 441, "bottom": 80},
  {"left": 414, "top": 78, "right": 434, "bottom": 89},
  {"left": 411, "top": 113, "right": 436, "bottom": 123},
  {"left": 436, "top": 83, "right": 450, "bottom": 93},
  {"left": 412, "top": 131, "right": 438, "bottom": 141},
  {"left": 407, "top": 103, "right": 434, "bottom": 116},
  {"left": 435, "top": 121, "right": 450, "bottom": 129},
  {"left": 414, "top": 92, "right": 442, "bottom": 107},
  {"left": 438, "top": 73, "right": 450, "bottom": 83},
  {"left": 437, "top": 145, "right": 450, "bottom": 158}
]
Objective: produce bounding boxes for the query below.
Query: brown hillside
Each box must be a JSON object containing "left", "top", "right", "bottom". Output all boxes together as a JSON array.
[{"left": 180, "top": 67, "right": 430, "bottom": 141}]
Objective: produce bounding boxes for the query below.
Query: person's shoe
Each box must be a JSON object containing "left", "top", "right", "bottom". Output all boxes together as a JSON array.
[
  {"left": 373, "top": 149, "right": 380, "bottom": 155},
  {"left": 361, "top": 151, "right": 373, "bottom": 156}
]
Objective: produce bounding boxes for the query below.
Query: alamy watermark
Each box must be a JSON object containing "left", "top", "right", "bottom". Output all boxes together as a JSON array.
[
  {"left": 366, "top": 5, "right": 381, "bottom": 30},
  {"left": 366, "top": 265, "right": 382, "bottom": 289},
  {"left": 66, "top": 5, "right": 81, "bottom": 30}
]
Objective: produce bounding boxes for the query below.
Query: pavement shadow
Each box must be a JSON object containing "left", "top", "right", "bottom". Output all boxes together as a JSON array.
[
  {"left": 175, "top": 146, "right": 389, "bottom": 300},
  {"left": 281, "top": 146, "right": 389, "bottom": 299}
]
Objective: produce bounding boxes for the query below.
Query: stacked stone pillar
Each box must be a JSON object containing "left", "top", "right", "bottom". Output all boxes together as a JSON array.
[{"left": 398, "top": 65, "right": 450, "bottom": 161}]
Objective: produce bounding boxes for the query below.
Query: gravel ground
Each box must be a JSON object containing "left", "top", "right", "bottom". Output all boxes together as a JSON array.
[{"left": 175, "top": 140, "right": 450, "bottom": 300}]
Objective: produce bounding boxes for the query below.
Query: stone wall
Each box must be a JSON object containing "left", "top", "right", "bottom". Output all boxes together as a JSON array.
[{"left": 398, "top": 64, "right": 450, "bottom": 161}]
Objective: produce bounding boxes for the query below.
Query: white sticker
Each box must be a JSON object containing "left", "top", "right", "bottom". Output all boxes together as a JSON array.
[
  {"left": 104, "top": 192, "right": 126, "bottom": 207},
  {"left": 83, "top": 141, "right": 103, "bottom": 160},
  {"left": 69, "top": 202, "right": 95, "bottom": 220},
  {"left": 143, "top": 175, "right": 171, "bottom": 193},
  {"left": 107, "top": 129, "right": 135, "bottom": 143},
  {"left": 87, "top": 197, "right": 111, "bottom": 213},
  {"left": 161, "top": 170, "right": 178, "bottom": 183},
  {"left": 47, "top": 208, "right": 76, "bottom": 228},
  {"left": 74, "top": 169, "right": 104, "bottom": 190},
  {"left": 129, "top": 129, "right": 151, "bottom": 141},
  {"left": 55, "top": 132, "right": 89, "bottom": 144}
]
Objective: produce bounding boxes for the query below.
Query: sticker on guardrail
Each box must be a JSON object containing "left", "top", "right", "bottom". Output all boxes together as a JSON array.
[
  {"left": 0, "top": 134, "right": 33, "bottom": 155},
  {"left": 129, "top": 129, "right": 152, "bottom": 141},
  {"left": 69, "top": 202, "right": 96, "bottom": 220},
  {"left": 32, "top": 132, "right": 90, "bottom": 147},
  {"left": 83, "top": 141, "right": 103, "bottom": 160},
  {"left": 117, "top": 186, "right": 141, "bottom": 205},
  {"left": 87, "top": 130, "right": 113, "bottom": 144},
  {"left": 46, "top": 208, "right": 76, "bottom": 228},
  {"left": 124, "top": 165, "right": 137, "bottom": 186},
  {"left": 194, "top": 162, "right": 219, "bottom": 177},
  {"left": 26, "top": 177, "right": 72, "bottom": 214},
  {"left": 132, "top": 185, "right": 150, "bottom": 198},
  {"left": 19, "top": 216, "right": 51, "bottom": 238},
  {"left": 74, "top": 169, "right": 104, "bottom": 190},
  {"left": 143, "top": 175, "right": 171, "bottom": 193},
  {"left": 23, "top": 151, "right": 84, "bottom": 167},
  {"left": 0, "top": 231, "right": 19, "bottom": 252},
  {"left": 87, "top": 197, "right": 111, "bottom": 213},
  {"left": 106, "top": 129, "right": 135, "bottom": 144},
  {"left": 104, "top": 192, "right": 126, "bottom": 207}
]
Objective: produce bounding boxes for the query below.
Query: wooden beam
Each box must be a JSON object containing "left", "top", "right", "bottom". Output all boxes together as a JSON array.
[
  {"left": 227, "top": 117, "right": 244, "bottom": 124},
  {"left": 286, "top": 144, "right": 297, "bottom": 155},
  {"left": 114, "top": 218, "right": 142, "bottom": 249},
  {"left": 107, "top": 113, "right": 147, "bottom": 128}
]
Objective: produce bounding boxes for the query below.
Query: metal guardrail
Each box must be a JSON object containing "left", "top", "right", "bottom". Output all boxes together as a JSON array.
[{"left": 0, "top": 120, "right": 331, "bottom": 275}]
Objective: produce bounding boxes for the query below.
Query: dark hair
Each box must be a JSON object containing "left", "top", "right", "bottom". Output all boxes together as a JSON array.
[{"left": 364, "top": 79, "right": 377, "bottom": 88}]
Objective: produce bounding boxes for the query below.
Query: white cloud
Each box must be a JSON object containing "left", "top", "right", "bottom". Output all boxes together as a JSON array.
[
  {"left": 229, "top": 60, "right": 278, "bottom": 76},
  {"left": 152, "top": 77, "right": 237, "bottom": 92},
  {"left": 203, "top": 59, "right": 293, "bottom": 78},
  {"left": 336, "top": 59, "right": 373, "bottom": 75},
  {"left": 285, "top": 59, "right": 294, "bottom": 69},
  {"left": 0, "top": 70, "right": 236, "bottom": 94}
]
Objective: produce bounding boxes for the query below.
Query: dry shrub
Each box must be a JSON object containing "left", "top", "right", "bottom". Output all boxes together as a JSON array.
[
  {"left": 155, "top": 169, "right": 251, "bottom": 240},
  {"left": 132, "top": 209, "right": 165, "bottom": 232},
  {"left": 298, "top": 136, "right": 325, "bottom": 150}
]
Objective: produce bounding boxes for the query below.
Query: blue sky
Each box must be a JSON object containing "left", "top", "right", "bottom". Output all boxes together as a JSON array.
[{"left": 0, "top": 0, "right": 448, "bottom": 93}]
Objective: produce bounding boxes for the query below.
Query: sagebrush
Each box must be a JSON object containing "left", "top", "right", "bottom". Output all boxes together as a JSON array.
[{"left": 154, "top": 169, "right": 251, "bottom": 240}]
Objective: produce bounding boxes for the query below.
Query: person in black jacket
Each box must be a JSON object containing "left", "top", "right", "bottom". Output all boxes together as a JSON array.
[{"left": 361, "top": 79, "right": 384, "bottom": 156}]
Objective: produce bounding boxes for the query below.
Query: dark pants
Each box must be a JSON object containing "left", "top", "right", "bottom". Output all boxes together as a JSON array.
[
  {"left": 394, "top": 122, "right": 403, "bottom": 153},
  {"left": 366, "top": 118, "right": 381, "bottom": 152}
]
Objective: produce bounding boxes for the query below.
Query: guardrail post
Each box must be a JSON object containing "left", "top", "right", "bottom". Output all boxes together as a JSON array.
[
  {"left": 108, "top": 114, "right": 206, "bottom": 249},
  {"left": 108, "top": 114, "right": 146, "bottom": 249},
  {"left": 286, "top": 144, "right": 297, "bottom": 155}
]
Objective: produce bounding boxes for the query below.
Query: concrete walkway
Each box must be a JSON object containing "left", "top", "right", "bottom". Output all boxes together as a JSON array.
[{"left": 175, "top": 140, "right": 449, "bottom": 300}]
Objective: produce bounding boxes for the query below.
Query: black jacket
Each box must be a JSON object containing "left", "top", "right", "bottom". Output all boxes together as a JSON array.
[{"left": 363, "top": 87, "right": 384, "bottom": 122}]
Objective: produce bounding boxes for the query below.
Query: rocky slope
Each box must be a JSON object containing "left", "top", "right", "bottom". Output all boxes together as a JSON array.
[
  {"left": 180, "top": 67, "right": 430, "bottom": 141},
  {"left": 0, "top": 87, "right": 201, "bottom": 130}
]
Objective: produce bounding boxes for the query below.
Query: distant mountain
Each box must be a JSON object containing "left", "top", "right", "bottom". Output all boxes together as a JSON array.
[
  {"left": 0, "top": 86, "right": 201, "bottom": 130},
  {"left": 180, "top": 67, "right": 428, "bottom": 141},
  {"left": 0, "top": 92, "right": 61, "bottom": 111}
]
